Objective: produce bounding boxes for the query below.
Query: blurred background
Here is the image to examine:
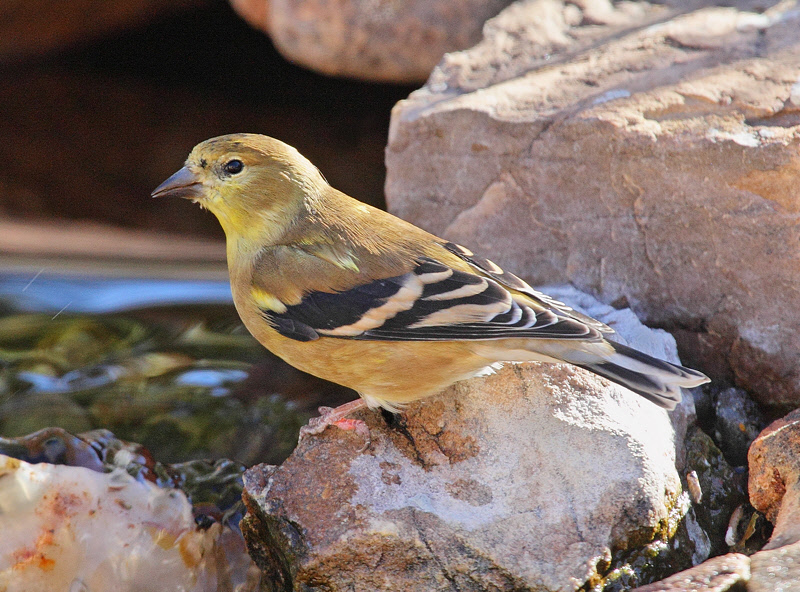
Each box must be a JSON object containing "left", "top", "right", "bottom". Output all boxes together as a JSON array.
[{"left": 0, "top": 0, "right": 417, "bottom": 244}]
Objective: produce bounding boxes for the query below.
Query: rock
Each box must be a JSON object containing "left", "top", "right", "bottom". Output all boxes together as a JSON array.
[
  {"left": 632, "top": 539, "right": 800, "bottom": 591},
  {"left": 0, "top": 452, "right": 260, "bottom": 592},
  {"left": 748, "top": 540, "right": 800, "bottom": 592},
  {"left": 712, "top": 387, "right": 765, "bottom": 467},
  {"left": 0, "top": 0, "right": 206, "bottom": 63},
  {"left": 242, "top": 287, "right": 702, "bottom": 591},
  {"left": 229, "top": 0, "right": 513, "bottom": 82},
  {"left": 0, "top": 427, "right": 249, "bottom": 526},
  {"left": 748, "top": 408, "right": 800, "bottom": 550},
  {"left": 682, "top": 425, "right": 748, "bottom": 556},
  {"left": 385, "top": 0, "right": 800, "bottom": 408},
  {"left": 630, "top": 552, "right": 749, "bottom": 592},
  {"left": 0, "top": 427, "right": 106, "bottom": 471}
]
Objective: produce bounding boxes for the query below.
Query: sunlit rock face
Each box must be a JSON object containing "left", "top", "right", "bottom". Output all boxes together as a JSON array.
[
  {"left": 0, "top": 454, "right": 260, "bottom": 592},
  {"left": 385, "top": 0, "right": 800, "bottom": 408}
]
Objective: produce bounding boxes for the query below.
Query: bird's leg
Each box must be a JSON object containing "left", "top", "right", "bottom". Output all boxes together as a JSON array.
[{"left": 299, "top": 398, "right": 370, "bottom": 446}]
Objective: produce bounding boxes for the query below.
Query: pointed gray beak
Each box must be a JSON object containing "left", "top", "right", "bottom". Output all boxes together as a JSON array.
[{"left": 151, "top": 166, "right": 203, "bottom": 199}]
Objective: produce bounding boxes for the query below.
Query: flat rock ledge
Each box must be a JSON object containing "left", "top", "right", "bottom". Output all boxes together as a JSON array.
[{"left": 241, "top": 287, "right": 706, "bottom": 591}]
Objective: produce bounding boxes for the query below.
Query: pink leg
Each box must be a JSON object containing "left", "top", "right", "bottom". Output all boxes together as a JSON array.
[{"left": 299, "top": 398, "right": 370, "bottom": 447}]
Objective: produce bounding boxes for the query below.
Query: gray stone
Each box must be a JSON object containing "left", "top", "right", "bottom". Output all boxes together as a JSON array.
[{"left": 713, "top": 387, "right": 765, "bottom": 467}]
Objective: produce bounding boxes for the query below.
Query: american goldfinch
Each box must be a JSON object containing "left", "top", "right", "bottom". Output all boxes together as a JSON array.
[{"left": 153, "top": 134, "right": 709, "bottom": 435}]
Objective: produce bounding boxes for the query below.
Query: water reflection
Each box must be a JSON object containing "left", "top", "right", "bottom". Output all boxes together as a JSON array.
[
  {"left": 0, "top": 273, "right": 234, "bottom": 313},
  {"left": 0, "top": 272, "right": 354, "bottom": 467}
]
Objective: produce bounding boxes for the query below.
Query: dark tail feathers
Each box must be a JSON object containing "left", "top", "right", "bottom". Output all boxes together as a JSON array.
[{"left": 578, "top": 340, "right": 709, "bottom": 410}]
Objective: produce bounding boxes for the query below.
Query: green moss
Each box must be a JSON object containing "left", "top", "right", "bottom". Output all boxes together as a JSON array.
[{"left": 583, "top": 423, "right": 752, "bottom": 590}]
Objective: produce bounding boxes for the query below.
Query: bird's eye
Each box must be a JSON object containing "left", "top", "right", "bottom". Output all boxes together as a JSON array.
[{"left": 223, "top": 159, "right": 244, "bottom": 175}]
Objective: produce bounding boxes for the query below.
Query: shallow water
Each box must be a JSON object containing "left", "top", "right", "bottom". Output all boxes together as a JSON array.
[
  {"left": 0, "top": 273, "right": 234, "bottom": 314},
  {"left": 0, "top": 272, "right": 352, "bottom": 467}
]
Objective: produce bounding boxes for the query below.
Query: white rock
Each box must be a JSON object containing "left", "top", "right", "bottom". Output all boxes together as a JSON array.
[{"left": 0, "top": 456, "right": 258, "bottom": 592}]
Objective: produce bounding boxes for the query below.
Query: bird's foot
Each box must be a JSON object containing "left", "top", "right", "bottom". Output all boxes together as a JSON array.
[{"left": 299, "top": 399, "right": 370, "bottom": 450}]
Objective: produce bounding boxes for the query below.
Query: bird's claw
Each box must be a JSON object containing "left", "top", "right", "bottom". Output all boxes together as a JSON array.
[
  {"left": 299, "top": 404, "right": 371, "bottom": 451},
  {"left": 298, "top": 406, "right": 336, "bottom": 438}
]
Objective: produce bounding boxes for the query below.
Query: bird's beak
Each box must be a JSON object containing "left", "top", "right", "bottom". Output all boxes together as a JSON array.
[{"left": 151, "top": 166, "right": 203, "bottom": 200}]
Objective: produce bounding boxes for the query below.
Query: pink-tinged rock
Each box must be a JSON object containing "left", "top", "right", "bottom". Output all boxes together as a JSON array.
[
  {"left": 242, "top": 287, "right": 705, "bottom": 591},
  {"left": 385, "top": 0, "right": 800, "bottom": 407},
  {"left": 0, "top": 455, "right": 259, "bottom": 592},
  {"left": 229, "top": 0, "right": 514, "bottom": 82},
  {"left": 748, "top": 540, "right": 800, "bottom": 591},
  {"left": 748, "top": 408, "right": 800, "bottom": 550},
  {"left": 631, "top": 539, "right": 800, "bottom": 591}
]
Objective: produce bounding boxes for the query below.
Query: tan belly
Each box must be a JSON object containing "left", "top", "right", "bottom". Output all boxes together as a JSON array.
[{"left": 238, "top": 302, "right": 493, "bottom": 408}]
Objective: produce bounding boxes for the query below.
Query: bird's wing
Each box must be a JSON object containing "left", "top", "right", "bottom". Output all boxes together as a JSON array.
[
  {"left": 258, "top": 253, "right": 608, "bottom": 343},
  {"left": 439, "top": 241, "right": 613, "bottom": 334}
]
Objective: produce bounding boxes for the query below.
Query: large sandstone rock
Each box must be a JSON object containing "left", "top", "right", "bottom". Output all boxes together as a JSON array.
[
  {"left": 242, "top": 287, "right": 707, "bottom": 591},
  {"left": 229, "top": 0, "right": 514, "bottom": 82},
  {"left": 385, "top": 0, "right": 800, "bottom": 407}
]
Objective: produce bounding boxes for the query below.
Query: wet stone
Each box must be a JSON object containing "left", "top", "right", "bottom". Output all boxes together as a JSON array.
[
  {"left": 0, "top": 426, "right": 246, "bottom": 526},
  {"left": 712, "top": 387, "right": 766, "bottom": 467},
  {"left": 682, "top": 425, "right": 749, "bottom": 556}
]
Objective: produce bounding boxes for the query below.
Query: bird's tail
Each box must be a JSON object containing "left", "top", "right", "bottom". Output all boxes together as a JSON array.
[{"left": 576, "top": 340, "right": 709, "bottom": 410}]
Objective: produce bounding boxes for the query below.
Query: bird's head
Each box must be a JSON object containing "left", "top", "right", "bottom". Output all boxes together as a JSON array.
[{"left": 152, "top": 133, "right": 327, "bottom": 244}]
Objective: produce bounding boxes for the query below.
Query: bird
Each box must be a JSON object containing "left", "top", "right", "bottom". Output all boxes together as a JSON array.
[{"left": 152, "top": 133, "right": 709, "bottom": 438}]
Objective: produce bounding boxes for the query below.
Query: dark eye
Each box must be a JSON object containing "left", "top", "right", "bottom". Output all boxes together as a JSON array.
[{"left": 223, "top": 159, "right": 243, "bottom": 175}]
